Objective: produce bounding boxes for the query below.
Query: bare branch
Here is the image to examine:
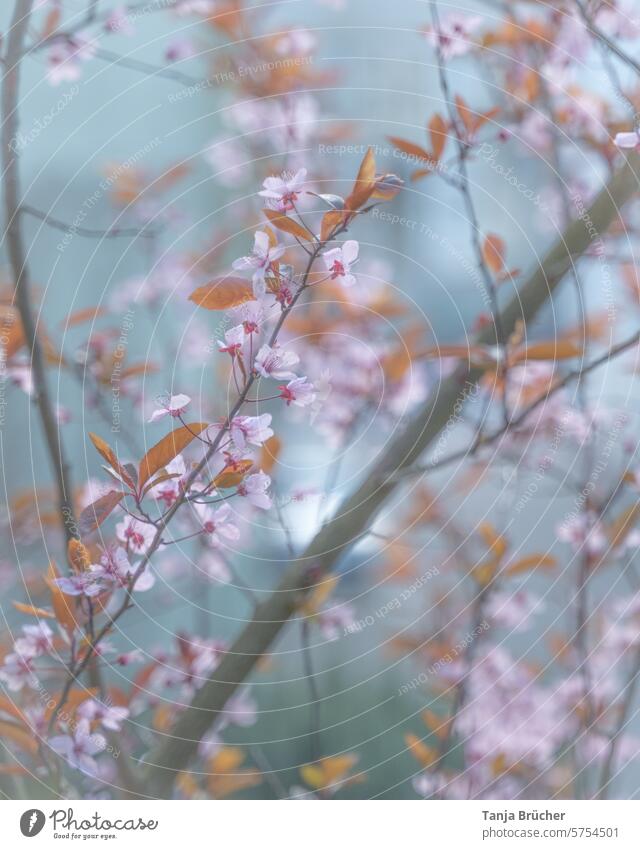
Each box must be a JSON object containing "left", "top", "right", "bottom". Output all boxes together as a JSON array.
[{"left": 2, "top": 0, "right": 77, "bottom": 544}]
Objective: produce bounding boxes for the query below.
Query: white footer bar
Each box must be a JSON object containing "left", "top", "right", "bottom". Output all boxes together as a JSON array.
[{"left": 1, "top": 799, "right": 639, "bottom": 847}]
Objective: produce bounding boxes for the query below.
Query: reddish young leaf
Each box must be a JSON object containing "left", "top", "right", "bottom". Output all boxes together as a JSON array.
[
  {"left": 482, "top": 234, "right": 506, "bottom": 274},
  {"left": 78, "top": 490, "right": 125, "bottom": 536}
]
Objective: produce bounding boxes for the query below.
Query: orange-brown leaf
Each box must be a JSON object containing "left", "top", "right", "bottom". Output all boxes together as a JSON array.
[
  {"left": 139, "top": 423, "right": 208, "bottom": 488},
  {"left": 320, "top": 209, "right": 344, "bottom": 242},
  {"left": 513, "top": 339, "right": 582, "bottom": 363},
  {"left": 88, "top": 432, "right": 135, "bottom": 491},
  {"left": 46, "top": 561, "right": 79, "bottom": 637},
  {"left": 404, "top": 733, "right": 438, "bottom": 768},
  {"left": 213, "top": 459, "right": 254, "bottom": 489},
  {"left": 64, "top": 306, "right": 106, "bottom": 328},
  {"left": 387, "top": 136, "right": 432, "bottom": 165},
  {"left": 0, "top": 720, "right": 38, "bottom": 756},
  {"left": 67, "top": 538, "right": 91, "bottom": 573},
  {"left": 0, "top": 696, "right": 28, "bottom": 727},
  {"left": 263, "top": 208, "right": 313, "bottom": 242},
  {"left": 429, "top": 113, "right": 447, "bottom": 161},
  {"left": 260, "top": 435, "right": 281, "bottom": 474},
  {"left": 346, "top": 147, "right": 377, "bottom": 210},
  {"left": 189, "top": 277, "right": 255, "bottom": 311},
  {"left": 504, "top": 554, "right": 556, "bottom": 577},
  {"left": 13, "top": 601, "right": 54, "bottom": 619}
]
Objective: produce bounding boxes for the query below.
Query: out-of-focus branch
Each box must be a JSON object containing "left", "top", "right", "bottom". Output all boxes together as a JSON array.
[
  {"left": 20, "top": 204, "right": 158, "bottom": 239},
  {"left": 2, "top": 0, "right": 78, "bottom": 544},
  {"left": 143, "top": 147, "right": 640, "bottom": 795},
  {"left": 574, "top": 0, "right": 640, "bottom": 81},
  {"left": 393, "top": 329, "right": 640, "bottom": 482}
]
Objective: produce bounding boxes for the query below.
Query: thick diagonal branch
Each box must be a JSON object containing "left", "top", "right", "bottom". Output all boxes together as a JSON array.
[
  {"left": 144, "top": 152, "right": 640, "bottom": 796},
  {"left": 2, "top": 0, "right": 77, "bottom": 543}
]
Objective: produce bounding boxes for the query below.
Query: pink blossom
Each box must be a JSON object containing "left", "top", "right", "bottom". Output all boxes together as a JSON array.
[
  {"left": 56, "top": 405, "right": 72, "bottom": 425},
  {"left": 318, "top": 603, "right": 356, "bottom": 640},
  {"left": 217, "top": 324, "right": 245, "bottom": 356},
  {"left": 255, "top": 344, "right": 299, "bottom": 380},
  {"left": 104, "top": 6, "right": 135, "bottom": 35},
  {"left": 116, "top": 517, "right": 157, "bottom": 555},
  {"left": 556, "top": 514, "right": 607, "bottom": 557},
  {"left": 233, "top": 298, "right": 266, "bottom": 336},
  {"left": 280, "top": 377, "right": 316, "bottom": 407},
  {"left": 516, "top": 112, "right": 554, "bottom": 153},
  {"left": 174, "top": 0, "right": 216, "bottom": 14},
  {"left": 165, "top": 38, "right": 197, "bottom": 63},
  {"left": 228, "top": 413, "right": 274, "bottom": 450},
  {"left": 274, "top": 29, "right": 316, "bottom": 56},
  {"left": 46, "top": 35, "right": 96, "bottom": 86},
  {"left": 148, "top": 393, "right": 191, "bottom": 423},
  {"left": 49, "top": 719, "right": 106, "bottom": 776},
  {"left": 54, "top": 571, "right": 105, "bottom": 598},
  {"left": 115, "top": 650, "right": 144, "bottom": 666},
  {"left": 485, "top": 590, "right": 544, "bottom": 632},
  {"left": 237, "top": 471, "right": 272, "bottom": 510},
  {"left": 597, "top": 0, "right": 640, "bottom": 39},
  {"left": 149, "top": 454, "right": 187, "bottom": 508},
  {"left": 92, "top": 546, "right": 155, "bottom": 592},
  {"left": 194, "top": 503, "right": 241, "bottom": 546},
  {"left": 14, "top": 622, "right": 54, "bottom": 658},
  {"left": 77, "top": 698, "right": 129, "bottom": 731},
  {"left": 219, "top": 689, "right": 257, "bottom": 730},
  {"left": 232, "top": 231, "right": 285, "bottom": 298},
  {"left": 259, "top": 169, "right": 307, "bottom": 212},
  {"left": 322, "top": 241, "right": 359, "bottom": 287},
  {"left": 201, "top": 550, "right": 232, "bottom": 583},
  {"left": 204, "top": 136, "right": 248, "bottom": 187},
  {"left": 615, "top": 131, "right": 640, "bottom": 150},
  {"left": 8, "top": 364, "right": 34, "bottom": 395},
  {"left": 425, "top": 13, "right": 482, "bottom": 60},
  {"left": 0, "top": 653, "right": 38, "bottom": 691}
]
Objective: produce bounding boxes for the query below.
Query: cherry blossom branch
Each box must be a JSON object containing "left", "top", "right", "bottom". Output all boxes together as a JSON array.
[
  {"left": 2, "top": 0, "right": 78, "bottom": 545},
  {"left": 47, "top": 217, "right": 349, "bottom": 745},
  {"left": 142, "top": 149, "right": 640, "bottom": 796}
]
